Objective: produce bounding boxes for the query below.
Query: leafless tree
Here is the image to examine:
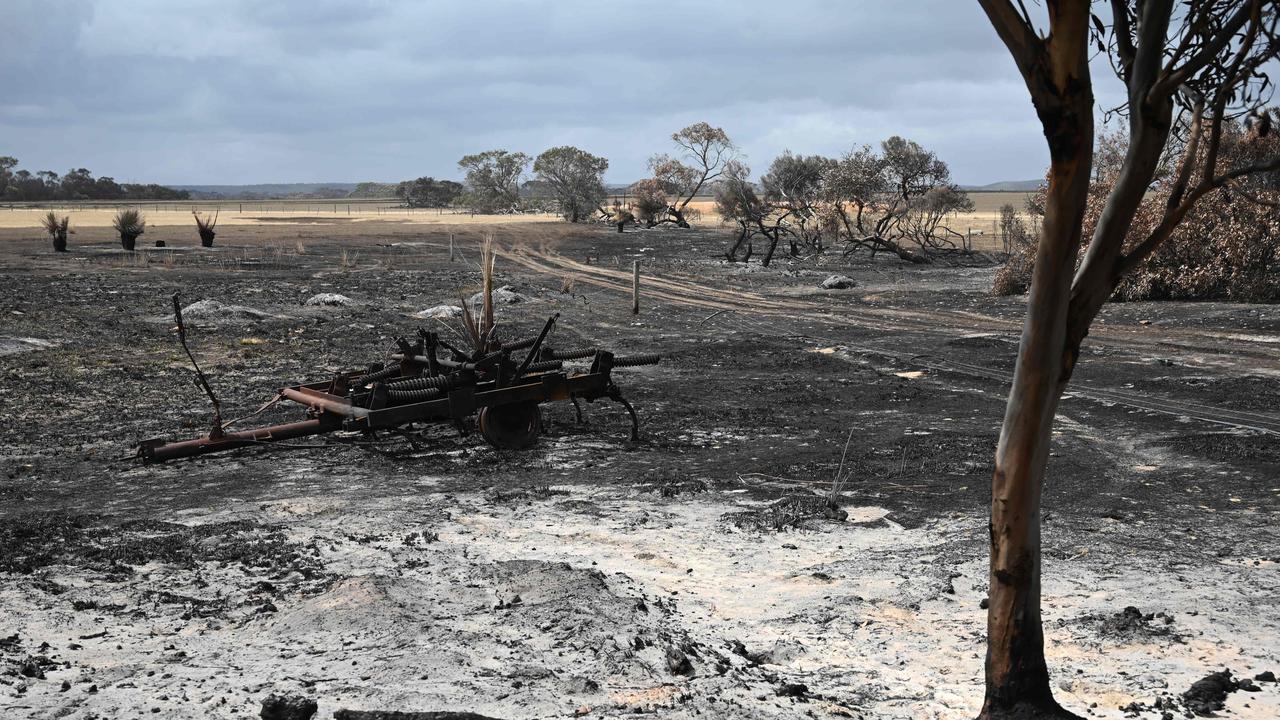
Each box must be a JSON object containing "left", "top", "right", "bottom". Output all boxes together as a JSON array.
[
  {"left": 975, "top": 1, "right": 1280, "bottom": 717},
  {"left": 714, "top": 162, "right": 790, "bottom": 265},
  {"left": 647, "top": 122, "right": 738, "bottom": 227},
  {"left": 824, "top": 137, "right": 973, "bottom": 263}
]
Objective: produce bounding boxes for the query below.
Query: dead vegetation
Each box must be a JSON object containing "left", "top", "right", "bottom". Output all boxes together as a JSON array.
[
  {"left": 192, "top": 210, "right": 218, "bottom": 247},
  {"left": 39, "top": 211, "right": 71, "bottom": 252},
  {"left": 0, "top": 220, "right": 1277, "bottom": 718},
  {"left": 111, "top": 207, "right": 145, "bottom": 251},
  {"left": 993, "top": 123, "right": 1280, "bottom": 302}
]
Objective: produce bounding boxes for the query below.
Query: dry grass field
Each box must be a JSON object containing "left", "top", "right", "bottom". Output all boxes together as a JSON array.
[
  {"left": 0, "top": 192, "right": 1035, "bottom": 255},
  {"left": 0, "top": 205, "right": 562, "bottom": 230}
]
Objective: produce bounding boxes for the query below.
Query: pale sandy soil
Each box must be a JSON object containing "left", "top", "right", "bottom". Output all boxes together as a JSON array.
[{"left": 3, "top": 484, "right": 1276, "bottom": 719}]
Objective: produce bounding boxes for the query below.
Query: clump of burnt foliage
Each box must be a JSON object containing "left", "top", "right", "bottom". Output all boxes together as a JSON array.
[
  {"left": 193, "top": 210, "right": 218, "bottom": 247},
  {"left": 40, "top": 211, "right": 72, "bottom": 252},
  {"left": 990, "top": 202, "right": 1036, "bottom": 296},
  {"left": 112, "top": 207, "right": 146, "bottom": 251},
  {"left": 994, "top": 119, "right": 1280, "bottom": 302}
]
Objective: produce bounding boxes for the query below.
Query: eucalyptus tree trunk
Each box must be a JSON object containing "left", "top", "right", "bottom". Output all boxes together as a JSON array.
[
  {"left": 976, "top": 2, "right": 1093, "bottom": 717},
  {"left": 983, "top": 138, "right": 1091, "bottom": 718},
  {"left": 976, "top": 1, "right": 1278, "bottom": 717}
]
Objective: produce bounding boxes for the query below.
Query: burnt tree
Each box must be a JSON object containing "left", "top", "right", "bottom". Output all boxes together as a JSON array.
[
  {"left": 648, "top": 122, "right": 738, "bottom": 228},
  {"left": 975, "top": 1, "right": 1280, "bottom": 718}
]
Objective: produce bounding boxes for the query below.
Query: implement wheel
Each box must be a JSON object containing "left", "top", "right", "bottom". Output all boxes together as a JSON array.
[{"left": 478, "top": 402, "right": 543, "bottom": 450}]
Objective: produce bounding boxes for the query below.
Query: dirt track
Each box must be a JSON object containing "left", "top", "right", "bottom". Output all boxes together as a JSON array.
[{"left": 1, "top": 221, "right": 1278, "bottom": 719}]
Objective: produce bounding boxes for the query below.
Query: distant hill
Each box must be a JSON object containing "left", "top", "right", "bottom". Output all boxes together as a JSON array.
[
  {"left": 171, "top": 183, "right": 363, "bottom": 200},
  {"left": 959, "top": 179, "right": 1043, "bottom": 192}
]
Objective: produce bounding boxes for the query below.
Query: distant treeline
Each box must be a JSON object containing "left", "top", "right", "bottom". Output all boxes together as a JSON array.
[
  {"left": 0, "top": 157, "right": 190, "bottom": 202},
  {"left": 179, "top": 183, "right": 361, "bottom": 200}
]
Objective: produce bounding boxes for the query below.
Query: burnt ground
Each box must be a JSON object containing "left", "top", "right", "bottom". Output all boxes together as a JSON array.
[{"left": 0, "top": 221, "right": 1278, "bottom": 719}]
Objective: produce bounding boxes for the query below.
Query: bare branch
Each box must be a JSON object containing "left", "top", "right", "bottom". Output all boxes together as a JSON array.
[
  {"left": 1109, "top": 0, "right": 1137, "bottom": 81},
  {"left": 977, "top": 0, "right": 1043, "bottom": 79},
  {"left": 1122, "top": 153, "right": 1280, "bottom": 272},
  {"left": 1157, "top": 0, "right": 1258, "bottom": 95}
]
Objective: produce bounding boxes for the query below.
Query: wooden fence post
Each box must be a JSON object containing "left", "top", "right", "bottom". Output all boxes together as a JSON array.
[{"left": 632, "top": 260, "right": 640, "bottom": 315}]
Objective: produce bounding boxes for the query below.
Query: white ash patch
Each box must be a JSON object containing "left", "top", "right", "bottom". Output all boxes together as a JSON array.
[
  {"left": 303, "top": 292, "right": 355, "bottom": 307},
  {"left": 414, "top": 304, "right": 463, "bottom": 319},
  {"left": 179, "top": 299, "right": 280, "bottom": 323},
  {"left": 469, "top": 285, "right": 529, "bottom": 305},
  {"left": 0, "top": 336, "right": 56, "bottom": 356}
]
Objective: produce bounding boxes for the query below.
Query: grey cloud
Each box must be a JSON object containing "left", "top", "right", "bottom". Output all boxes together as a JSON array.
[{"left": 1, "top": 1, "right": 1058, "bottom": 185}]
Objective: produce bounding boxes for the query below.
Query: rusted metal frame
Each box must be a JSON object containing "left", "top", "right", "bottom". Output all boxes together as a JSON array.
[
  {"left": 394, "top": 351, "right": 503, "bottom": 373},
  {"left": 362, "top": 371, "right": 604, "bottom": 428},
  {"left": 417, "top": 330, "right": 443, "bottom": 376},
  {"left": 297, "top": 374, "right": 358, "bottom": 394},
  {"left": 280, "top": 386, "right": 370, "bottom": 418},
  {"left": 513, "top": 313, "right": 559, "bottom": 380},
  {"left": 138, "top": 416, "right": 342, "bottom": 462},
  {"left": 395, "top": 336, "right": 425, "bottom": 379}
]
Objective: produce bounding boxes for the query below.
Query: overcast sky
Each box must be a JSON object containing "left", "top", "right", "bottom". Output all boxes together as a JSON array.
[{"left": 4, "top": 1, "right": 1089, "bottom": 186}]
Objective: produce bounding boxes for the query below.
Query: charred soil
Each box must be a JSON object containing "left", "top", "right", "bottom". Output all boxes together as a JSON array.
[{"left": 1, "top": 221, "right": 1277, "bottom": 718}]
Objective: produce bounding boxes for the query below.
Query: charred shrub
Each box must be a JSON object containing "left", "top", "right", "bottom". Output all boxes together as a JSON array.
[{"left": 112, "top": 207, "right": 146, "bottom": 250}]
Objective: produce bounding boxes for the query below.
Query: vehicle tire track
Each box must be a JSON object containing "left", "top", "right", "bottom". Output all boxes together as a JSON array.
[{"left": 503, "top": 245, "right": 1280, "bottom": 436}]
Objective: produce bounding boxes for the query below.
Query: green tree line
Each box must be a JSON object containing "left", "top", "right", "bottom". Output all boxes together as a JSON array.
[{"left": 0, "top": 157, "right": 190, "bottom": 202}]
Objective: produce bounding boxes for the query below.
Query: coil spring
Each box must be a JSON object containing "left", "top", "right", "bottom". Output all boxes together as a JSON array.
[
  {"left": 386, "top": 387, "right": 444, "bottom": 403},
  {"left": 499, "top": 335, "right": 539, "bottom": 351},
  {"left": 385, "top": 373, "right": 460, "bottom": 392},
  {"left": 613, "top": 353, "right": 661, "bottom": 367},
  {"left": 522, "top": 359, "right": 564, "bottom": 374},
  {"left": 355, "top": 364, "right": 401, "bottom": 386},
  {"left": 550, "top": 347, "right": 597, "bottom": 360}
]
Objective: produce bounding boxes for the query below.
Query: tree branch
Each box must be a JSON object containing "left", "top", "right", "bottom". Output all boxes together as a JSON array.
[
  {"left": 1109, "top": 0, "right": 1137, "bottom": 82},
  {"left": 1165, "top": 93, "right": 1205, "bottom": 211},
  {"left": 1130, "top": 0, "right": 1175, "bottom": 107},
  {"left": 1157, "top": 1, "right": 1258, "bottom": 95},
  {"left": 1121, "top": 153, "right": 1280, "bottom": 272},
  {"left": 977, "top": 0, "right": 1043, "bottom": 79},
  {"left": 1235, "top": 187, "right": 1280, "bottom": 208}
]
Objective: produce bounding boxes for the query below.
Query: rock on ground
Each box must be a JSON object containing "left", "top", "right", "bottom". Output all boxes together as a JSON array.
[
  {"left": 820, "top": 275, "right": 857, "bottom": 290},
  {"left": 304, "top": 293, "right": 355, "bottom": 307},
  {"left": 1182, "top": 670, "right": 1241, "bottom": 716},
  {"left": 468, "top": 285, "right": 528, "bottom": 305},
  {"left": 260, "top": 692, "right": 318, "bottom": 720},
  {"left": 415, "top": 304, "right": 463, "bottom": 319},
  {"left": 181, "top": 299, "right": 275, "bottom": 322}
]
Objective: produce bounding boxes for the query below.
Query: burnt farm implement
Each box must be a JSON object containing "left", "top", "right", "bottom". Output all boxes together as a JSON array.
[{"left": 138, "top": 297, "right": 659, "bottom": 463}]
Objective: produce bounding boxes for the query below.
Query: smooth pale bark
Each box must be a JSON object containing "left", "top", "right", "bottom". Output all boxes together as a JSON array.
[
  {"left": 977, "top": 1, "right": 1275, "bottom": 717},
  {"left": 983, "top": 144, "right": 1091, "bottom": 718},
  {"left": 977, "top": 1, "right": 1093, "bottom": 717}
]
